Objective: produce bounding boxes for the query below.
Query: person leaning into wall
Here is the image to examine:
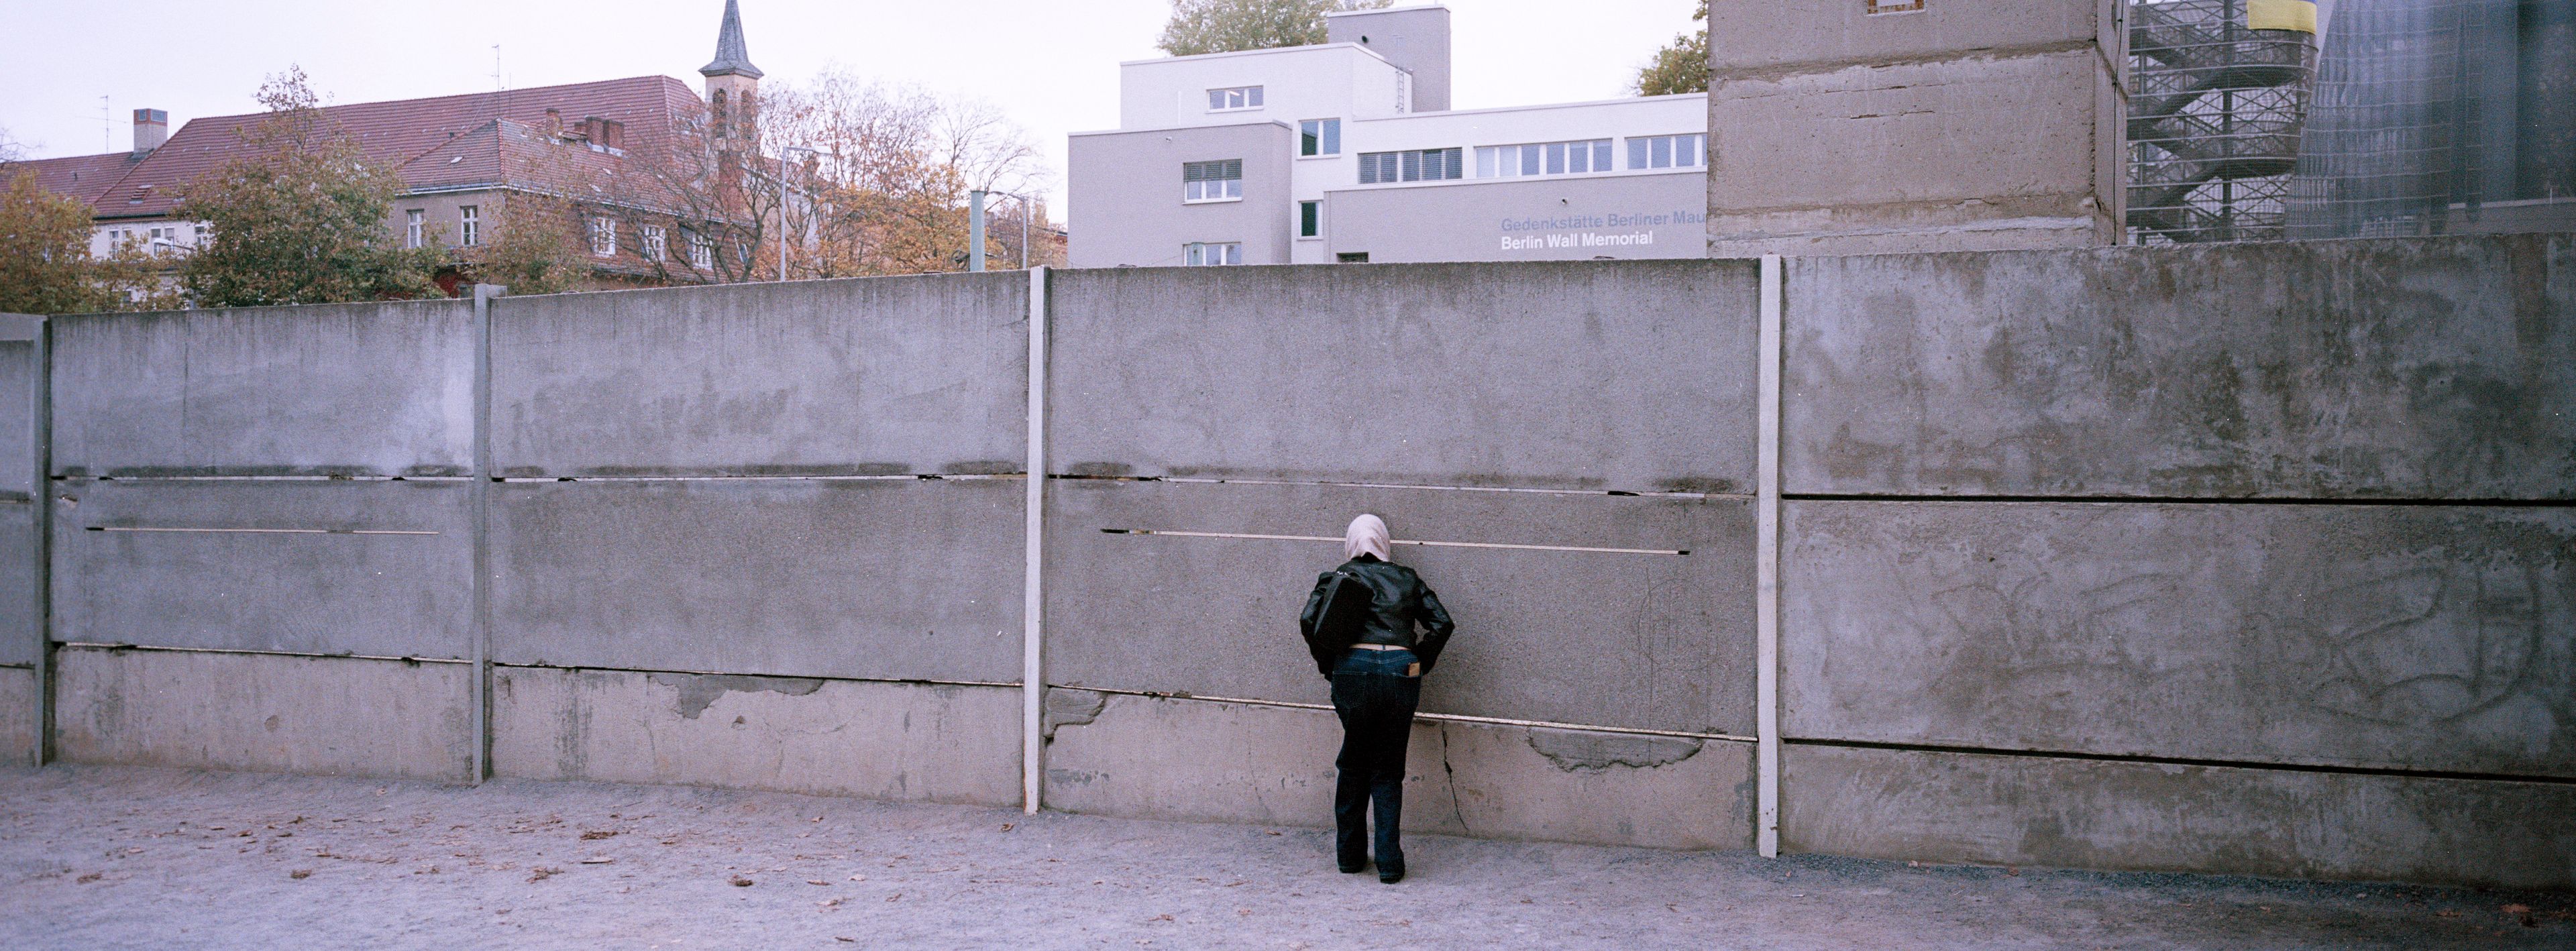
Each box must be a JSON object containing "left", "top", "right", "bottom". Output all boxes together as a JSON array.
[{"left": 1298, "top": 514, "right": 1456, "bottom": 884}]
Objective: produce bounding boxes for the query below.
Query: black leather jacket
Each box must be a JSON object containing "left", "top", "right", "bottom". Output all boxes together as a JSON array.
[{"left": 1298, "top": 554, "right": 1457, "bottom": 673}]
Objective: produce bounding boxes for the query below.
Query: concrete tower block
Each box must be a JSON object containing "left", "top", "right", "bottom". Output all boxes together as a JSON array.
[{"left": 1706, "top": 0, "right": 2125, "bottom": 256}]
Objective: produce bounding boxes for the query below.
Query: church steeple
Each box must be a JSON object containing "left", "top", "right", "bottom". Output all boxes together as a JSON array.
[
  {"left": 700, "top": 0, "right": 761, "bottom": 148},
  {"left": 700, "top": 0, "right": 763, "bottom": 80}
]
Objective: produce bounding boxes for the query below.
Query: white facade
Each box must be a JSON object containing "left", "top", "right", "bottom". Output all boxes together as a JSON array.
[{"left": 1071, "top": 5, "right": 1709, "bottom": 268}]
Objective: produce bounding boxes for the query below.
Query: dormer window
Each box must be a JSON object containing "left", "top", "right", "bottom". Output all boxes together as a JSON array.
[{"left": 1206, "top": 86, "right": 1264, "bottom": 111}]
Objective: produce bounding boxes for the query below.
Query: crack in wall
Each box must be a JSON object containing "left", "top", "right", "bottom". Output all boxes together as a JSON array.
[
  {"left": 1438, "top": 722, "right": 1472, "bottom": 838},
  {"left": 647, "top": 673, "right": 825, "bottom": 720},
  {"left": 1526, "top": 727, "right": 1703, "bottom": 772}
]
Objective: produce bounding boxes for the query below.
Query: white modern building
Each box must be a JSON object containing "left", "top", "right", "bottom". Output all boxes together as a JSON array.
[{"left": 1069, "top": 5, "right": 1709, "bottom": 268}]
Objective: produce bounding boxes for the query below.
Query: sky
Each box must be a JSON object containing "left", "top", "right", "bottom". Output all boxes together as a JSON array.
[{"left": 0, "top": 0, "right": 1703, "bottom": 217}]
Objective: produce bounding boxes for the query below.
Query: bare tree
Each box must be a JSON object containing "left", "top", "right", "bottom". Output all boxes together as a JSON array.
[{"left": 758, "top": 69, "right": 1053, "bottom": 278}]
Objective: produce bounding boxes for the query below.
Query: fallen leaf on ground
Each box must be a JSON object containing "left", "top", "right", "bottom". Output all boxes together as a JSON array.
[
  {"left": 837, "top": 938, "right": 855, "bottom": 943},
  {"left": 75, "top": 872, "right": 102, "bottom": 884},
  {"left": 1149, "top": 913, "right": 1174, "bottom": 922},
  {"left": 1001, "top": 824, "right": 1014, "bottom": 832},
  {"left": 529, "top": 867, "right": 561, "bottom": 882},
  {"left": 731, "top": 876, "right": 754, "bottom": 887},
  {"left": 807, "top": 879, "right": 828, "bottom": 885},
  {"left": 849, "top": 874, "right": 866, "bottom": 882},
  {"left": 288, "top": 870, "right": 311, "bottom": 880},
  {"left": 818, "top": 898, "right": 842, "bottom": 908},
  {"left": 1265, "top": 830, "right": 1281, "bottom": 836},
  {"left": 580, "top": 857, "right": 613, "bottom": 865},
  {"left": 887, "top": 893, "right": 902, "bottom": 902},
  {"left": 580, "top": 830, "right": 617, "bottom": 840}
]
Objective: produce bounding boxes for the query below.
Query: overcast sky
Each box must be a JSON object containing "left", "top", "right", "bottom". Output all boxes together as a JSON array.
[{"left": 0, "top": 0, "right": 1702, "bottom": 215}]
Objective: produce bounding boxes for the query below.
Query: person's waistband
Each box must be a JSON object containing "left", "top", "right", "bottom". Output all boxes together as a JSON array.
[{"left": 1348, "top": 643, "right": 1412, "bottom": 652}]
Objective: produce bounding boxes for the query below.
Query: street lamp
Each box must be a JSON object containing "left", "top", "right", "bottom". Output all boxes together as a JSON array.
[
  {"left": 967, "top": 188, "right": 1034, "bottom": 272},
  {"left": 777, "top": 145, "right": 819, "bottom": 282}
]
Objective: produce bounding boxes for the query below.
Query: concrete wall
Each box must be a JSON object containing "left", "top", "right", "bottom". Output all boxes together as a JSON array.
[
  {"left": 1775, "top": 233, "right": 2576, "bottom": 887},
  {"left": 1036, "top": 260, "right": 1762, "bottom": 852},
  {"left": 23, "top": 233, "right": 2571, "bottom": 887},
  {"left": 1705, "top": 0, "right": 2123, "bottom": 255}
]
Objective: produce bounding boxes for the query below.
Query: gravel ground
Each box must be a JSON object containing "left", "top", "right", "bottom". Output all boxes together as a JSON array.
[{"left": 1, "top": 765, "right": 2566, "bottom": 950}]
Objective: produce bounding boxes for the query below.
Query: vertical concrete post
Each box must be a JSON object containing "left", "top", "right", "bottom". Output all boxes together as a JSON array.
[
  {"left": 1755, "top": 254, "right": 1782, "bottom": 857},
  {"left": 971, "top": 191, "right": 989, "bottom": 274},
  {"left": 25, "top": 317, "right": 52, "bottom": 767},
  {"left": 470, "top": 284, "right": 504, "bottom": 783},
  {"left": 1022, "top": 266, "right": 1049, "bottom": 814}
]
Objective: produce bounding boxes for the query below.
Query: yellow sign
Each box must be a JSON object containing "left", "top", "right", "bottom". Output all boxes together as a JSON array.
[{"left": 2249, "top": 0, "right": 2319, "bottom": 33}]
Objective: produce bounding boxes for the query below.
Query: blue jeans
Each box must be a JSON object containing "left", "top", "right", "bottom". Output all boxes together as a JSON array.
[{"left": 1330, "top": 648, "right": 1421, "bottom": 873}]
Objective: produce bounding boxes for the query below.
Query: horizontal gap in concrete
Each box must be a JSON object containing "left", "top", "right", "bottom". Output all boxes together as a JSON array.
[
  {"left": 1055, "top": 471, "right": 1745, "bottom": 500},
  {"left": 1102, "top": 528, "right": 1688, "bottom": 557},
  {"left": 52, "top": 475, "right": 472, "bottom": 482},
  {"left": 492, "top": 473, "right": 1024, "bottom": 484},
  {"left": 490, "top": 661, "right": 1018, "bottom": 691},
  {"left": 85, "top": 526, "right": 441, "bottom": 536},
  {"left": 0, "top": 663, "right": 30, "bottom": 671},
  {"left": 1786, "top": 737, "right": 2576, "bottom": 787},
  {"left": 56, "top": 642, "right": 468, "bottom": 665},
  {"left": 1069, "top": 684, "right": 1756, "bottom": 742},
  {"left": 1784, "top": 493, "right": 2574, "bottom": 508}
]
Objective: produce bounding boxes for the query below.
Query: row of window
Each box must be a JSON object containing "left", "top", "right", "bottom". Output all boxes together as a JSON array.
[
  {"left": 1186, "top": 131, "right": 1702, "bottom": 201},
  {"left": 400, "top": 205, "right": 722, "bottom": 268}
]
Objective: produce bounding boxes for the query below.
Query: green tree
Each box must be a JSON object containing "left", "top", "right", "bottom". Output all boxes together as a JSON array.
[
  {"left": 178, "top": 67, "right": 440, "bottom": 306},
  {"left": 0, "top": 169, "right": 108, "bottom": 315},
  {"left": 466, "top": 194, "right": 588, "bottom": 295},
  {"left": 1155, "top": 0, "right": 1392, "bottom": 57},
  {"left": 1634, "top": 1, "right": 1709, "bottom": 96}
]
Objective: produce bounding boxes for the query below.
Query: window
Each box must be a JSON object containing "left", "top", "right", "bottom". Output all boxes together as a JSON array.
[
  {"left": 1626, "top": 133, "right": 1706, "bottom": 170},
  {"left": 460, "top": 205, "right": 481, "bottom": 246},
  {"left": 1206, "top": 86, "right": 1264, "bottom": 111},
  {"left": 1299, "top": 201, "right": 1321, "bottom": 238},
  {"left": 1477, "top": 139, "right": 1614, "bottom": 178},
  {"left": 1184, "top": 242, "right": 1243, "bottom": 266},
  {"left": 588, "top": 216, "right": 618, "bottom": 256},
  {"left": 641, "top": 225, "right": 667, "bottom": 262},
  {"left": 405, "top": 210, "right": 424, "bottom": 249},
  {"left": 1299, "top": 119, "right": 1341, "bottom": 156},
  {"left": 1336, "top": 251, "right": 1370, "bottom": 264},
  {"left": 1183, "top": 159, "right": 1244, "bottom": 202},
  {"left": 687, "top": 230, "right": 716, "bottom": 270},
  {"left": 1357, "top": 148, "right": 1462, "bottom": 184}
]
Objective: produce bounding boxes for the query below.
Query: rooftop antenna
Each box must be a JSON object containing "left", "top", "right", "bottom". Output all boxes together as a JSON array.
[
  {"left": 99, "top": 95, "right": 110, "bottom": 152},
  {"left": 492, "top": 44, "right": 504, "bottom": 93}
]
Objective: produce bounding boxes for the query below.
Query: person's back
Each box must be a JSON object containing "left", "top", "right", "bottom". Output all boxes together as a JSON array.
[{"left": 1297, "top": 514, "right": 1454, "bottom": 883}]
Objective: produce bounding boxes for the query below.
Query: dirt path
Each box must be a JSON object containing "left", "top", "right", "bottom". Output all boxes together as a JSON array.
[{"left": 0, "top": 765, "right": 2563, "bottom": 949}]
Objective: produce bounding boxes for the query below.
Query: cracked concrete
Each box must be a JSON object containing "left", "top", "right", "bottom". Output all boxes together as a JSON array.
[
  {"left": 1040, "top": 687, "right": 1107, "bottom": 741},
  {"left": 645, "top": 673, "right": 825, "bottom": 722},
  {"left": 1525, "top": 728, "right": 1703, "bottom": 772}
]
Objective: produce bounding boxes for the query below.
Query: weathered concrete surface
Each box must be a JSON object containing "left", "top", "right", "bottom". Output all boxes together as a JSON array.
[
  {"left": 1707, "top": 46, "right": 2120, "bottom": 256},
  {"left": 1046, "top": 478, "right": 1754, "bottom": 735},
  {"left": 1782, "top": 235, "right": 2576, "bottom": 498},
  {"left": 490, "top": 479, "right": 1020, "bottom": 681},
  {"left": 1783, "top": 500, "right": 2576, "bottom": 777},
  {"left": 49, "top": 480, "right": 472, "bottom": 659},
  {"left": 0, "top": 508, "right": 31, "bottom": 667},
  {"left": 0, "top": 665, "right": 31, "bottom": 765},
  {"left": 1042, "top": 691, "right": 1752, "bottom": 850},
  {"left": 48, "top": 300, "right": 474, "bottom": 478},
  {"left": 0, "top": 339, "right": 30, "bottom": 498},
  {"left": 491, "top": 667, "right": 1018, "bottom": 807},
  {"left": 52, "top": 647, "right": 472, "bottom": 781},
  {"left": 1048, "top": 262, "right": 1756, "bottom": 494},
  {"left": 1707, "top": 0, "right": 2111, "bottom": 72},
  {"left": 1781, "top": 743, "right": 2576, "bottom": 889},
  {"left": 490, "top": 275, "right": 1026, "bottom": 479}
]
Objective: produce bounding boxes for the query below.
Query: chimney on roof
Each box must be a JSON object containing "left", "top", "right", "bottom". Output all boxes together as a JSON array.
[{"left": 132, "top": 108, "right": 168, "bottom": 156}]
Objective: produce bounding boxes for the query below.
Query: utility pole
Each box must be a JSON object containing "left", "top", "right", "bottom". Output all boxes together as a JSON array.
[
  {"left": 777, "top": 146, "right": 817, "bottom": 281},
  {"left": 969, "top": 190, "right": 987, "bottom": 272}
]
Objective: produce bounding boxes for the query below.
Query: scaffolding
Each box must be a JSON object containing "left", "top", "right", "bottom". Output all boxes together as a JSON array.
[{"left": 2127, "top": 0, "right": 2320, "bottom": 243}]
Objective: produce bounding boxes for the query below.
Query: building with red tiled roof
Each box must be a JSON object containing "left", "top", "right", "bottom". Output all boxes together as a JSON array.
[{"left": 2, "top": 0, "right": 777, "bottom": 294}]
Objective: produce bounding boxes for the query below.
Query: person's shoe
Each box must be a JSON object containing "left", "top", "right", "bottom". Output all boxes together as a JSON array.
[
  {"left": 1338, "top": 860, "right": 1366, "bottom": 874},
  {"left": 1377, "top": 864, "right": 1404, "bottom": 884}
]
